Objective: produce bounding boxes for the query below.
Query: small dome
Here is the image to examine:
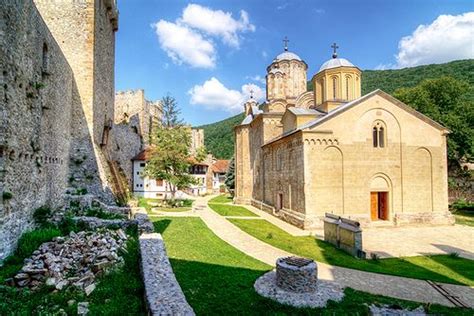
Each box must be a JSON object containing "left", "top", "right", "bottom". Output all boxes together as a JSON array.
[
  {"left": 274, "top": 51, "right": 302, "bottom": 62},
  {"left": 319, "top": 58, "right": 355, "bottom": 72}
]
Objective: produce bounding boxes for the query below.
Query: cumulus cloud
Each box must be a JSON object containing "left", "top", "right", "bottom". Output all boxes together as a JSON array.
[
  {"left": 152, "top": 4, "right": 255, "bottom": 67},
  {"left": 396, "top": 12, "right": 474, "bottom": 68},
  {"left": 181, "top": 4, "right": 255, "bottom": 47},
  {"left": 188, "top": 77, "right": 264, "bottom": 113},
  {"left": 246, "top": 75, "right": 266, "bottom": 84},
  {"left": 153, "top": 20, "right": 216, "bottom": 68}
]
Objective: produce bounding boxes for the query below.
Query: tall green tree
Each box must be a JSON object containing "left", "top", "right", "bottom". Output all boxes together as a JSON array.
[
  {"left": 161, "top": 94, "right": 183, "bottom": 128},
  {"left": 394, "top": 76, "right": 474, "bottom": 166},
  {"left": 225, "top": 157, "right": 235, "bottom": 196},
  {"left": 144, "top": 126, "right": 195, "bottom": 200}
]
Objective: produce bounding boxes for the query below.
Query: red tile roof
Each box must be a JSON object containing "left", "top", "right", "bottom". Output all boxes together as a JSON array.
[
  {"left": 211, "top": 159, "right": 230, "bottom": 173},
  {"left": 132, "top": 148, "right": 154, "bottom": 161}
]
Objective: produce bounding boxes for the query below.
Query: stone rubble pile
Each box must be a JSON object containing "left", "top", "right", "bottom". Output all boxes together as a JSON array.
[
  {"left": 369, "top": 304, "right": 426, "bottom": 316},
  {"left": 11, "top": 229, "right": 128, "bottom": 294}
]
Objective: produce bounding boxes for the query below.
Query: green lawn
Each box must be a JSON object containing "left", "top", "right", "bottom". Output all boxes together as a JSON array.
[
  {"left": 152, "top": 217, "right": 467, "bottom": 315},
  {"left": 453, "top": 210, "right": 474, "bottom": 227},
  {"left": 208, "top": 194, "right": 233, "bottom": 204},
  {"left": 208, "top": 203, "right": 258, "bottom": 217},
  {"left": 229, "top": 219, "right": 474, "bottom": 286},
  {"left": 0, "top": 227, "right": 145, "bottom": 315}
]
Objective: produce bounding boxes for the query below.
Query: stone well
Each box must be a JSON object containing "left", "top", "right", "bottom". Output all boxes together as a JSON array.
[
  {"left": 276, "top": 256, "right": 318, "bottom": 293},
  {"left": 254, "top": 256, "right": 344, "bottom": 308}
]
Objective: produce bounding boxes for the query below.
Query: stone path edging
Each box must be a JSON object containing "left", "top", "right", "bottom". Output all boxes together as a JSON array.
[
  {"left": 139, "top": 233, "right": 195, "bottom": 316},
  {"left": 196, "top": 196, "right": 474, "bottom": 309}
]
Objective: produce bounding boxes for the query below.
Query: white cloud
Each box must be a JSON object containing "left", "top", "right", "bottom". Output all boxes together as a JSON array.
[
  {"left": 246, "top": 75, "right": 266, "bottom": 84},
  {"left": 277, "top": 3, "right": 289, "bottom": 10},
  {"left": 396, "top": 12, "right": 474, "bottom": 68},
  {"left": 180, "top": 4, "right": 255, "bottom": 48},
  {"left": 188, "top": 77, "right": 264, "bottom": 113},
  {"left": 262, "top": 50, "right": 268, "bottom": 58},
  {"left": 153, "top": 20, "right": 216, "bottom": 68},
  {"left": 314, "top": 8, "right": 325, "bottom": 14}
]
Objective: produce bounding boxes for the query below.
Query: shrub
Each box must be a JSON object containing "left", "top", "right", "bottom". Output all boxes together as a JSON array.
[
  {"left": 2, "top": 191, "right": 13, "bottom": 200},
  {"left": 33, "top": 206, "right": 52, "bottom": 227},
  {"left": 84, "top": 207, "right": 125, "bottom": 220},
  {"left": 451, "top": 199, "right": 474, "bottom": 212}
]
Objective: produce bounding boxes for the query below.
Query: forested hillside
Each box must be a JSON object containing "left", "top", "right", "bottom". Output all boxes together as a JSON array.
[{"left": 198, "top": 59, "right": 474, "bottom": 159}]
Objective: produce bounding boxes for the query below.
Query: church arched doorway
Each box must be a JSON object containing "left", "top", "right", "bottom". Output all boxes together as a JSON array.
[{"left": 370, "top": 175, "right": 391, "bottom": 221}]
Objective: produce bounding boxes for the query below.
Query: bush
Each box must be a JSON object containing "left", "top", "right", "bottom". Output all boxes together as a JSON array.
[
  {"left": 84, "top": 207, "right": 125, "bottom": 220},
  {"left": 451, "top": 199, "right": 474, "bottom": 212},
  {"left": 2, "top": 191, "right": 13, "bottom": 200},
  {"left": 33, "top": 206, "right": 52, "bottom": 227}
]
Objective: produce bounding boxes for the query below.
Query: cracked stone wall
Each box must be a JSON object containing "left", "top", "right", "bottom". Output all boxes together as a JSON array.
[{"left": 0, "top": 0, "right": 74, "bottom": 259}]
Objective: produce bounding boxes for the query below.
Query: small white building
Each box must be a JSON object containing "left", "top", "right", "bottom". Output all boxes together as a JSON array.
[
  {"left": 132, "top": 149, "right": 223, "bottom": 198},
  {"left": 132, "top": 149, "right": 170, "bottom": 199},
  {"left": 210, "top": 160, "right": 229, "bottom": 192}
]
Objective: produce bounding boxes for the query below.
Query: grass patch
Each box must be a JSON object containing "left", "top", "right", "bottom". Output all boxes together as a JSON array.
[
  {"left": 139, "top": 197, "right": 193, "bottom": 213},
  {"left": 84, "top": 207, "right": 125, "bottom": 220},
  {"left": 452, "top": 209, "right": 474, "bottom": 227},
  {"left": 152, "top": 217, "right": 467, "bottom": 315},
  {"left": 229, "top": 219, "right": 474, "bottom": 286},
  {"left": 208, "top": 194, "right": 233, "bottom": 204},
  {"left": 0, "top": 227, "right": 145, "bottom": 315},
  {"left": 208, "top": 203, "right": 257, "bottom": 217}
]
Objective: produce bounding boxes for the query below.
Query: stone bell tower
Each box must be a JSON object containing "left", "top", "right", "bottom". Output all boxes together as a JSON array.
[
  {"left": 265, "top": 37, "right": 308, "bottom": 112},
  {"left": 313, "top": 43, "right": 361, "bottom": 113}
]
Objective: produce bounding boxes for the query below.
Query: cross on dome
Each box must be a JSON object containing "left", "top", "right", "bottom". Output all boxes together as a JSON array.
[
  {"left": 283, "top": 36, "right": 289, "bottom": 51},
  {"left": 250, "top": 89, "right": 254, "bottom": 99},
  {"left": 331, "top": 42, "right": 339, "bottom": 58}
]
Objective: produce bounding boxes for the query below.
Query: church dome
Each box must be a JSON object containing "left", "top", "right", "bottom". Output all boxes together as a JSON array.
[
  {"left": 274, "top": 51, "right": 302, "bottom": 62},
  {"left": 318, "top": 57, "right": 355, "bottom": 72}
]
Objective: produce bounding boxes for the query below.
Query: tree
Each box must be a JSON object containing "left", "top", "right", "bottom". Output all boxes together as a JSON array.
[
  {"left": 143, "top": 126, "right": 195, "bottom": 200},
  {"left": 161, "top": 94, "right": 183, "bottom": 128},
  {"left": 394, "top": 76, "right": 474, "bottom": 166},
  {"left": 225, "top": 157, "right": 235, "bottom": 196},
  {"left": 195, "top": 145, "right": 208, "bottom": 162}
]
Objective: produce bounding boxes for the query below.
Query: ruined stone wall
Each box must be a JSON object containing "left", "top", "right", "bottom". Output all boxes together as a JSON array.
[
  {"left": 114, "top": 89, "right": 162, "bottom": 145},
  {"left": 109, "top": 115, "right": 143, "bottom": 188},
  {"left": 190, "top": 129, "right": 204, "bottom": 155},
  {"left": 0, "top": 0, "right": 74, "bottom": 259},
  {"left": 34, "top": 0, "right": 118, "bottom": 203}
]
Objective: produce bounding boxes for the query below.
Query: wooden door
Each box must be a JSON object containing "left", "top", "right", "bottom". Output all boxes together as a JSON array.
[
  {"left": 379, "top": 192, "right": 388, "bottom": 220},
  {"left": 370, "top": 192, "right": 378, "bottom": 220}
]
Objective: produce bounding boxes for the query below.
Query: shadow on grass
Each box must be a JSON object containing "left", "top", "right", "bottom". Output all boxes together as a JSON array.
[
  {"left": 154, "top": 219, "right": 172, "bottom": 235},
  {"left": 318, "top": 235, "right": 474, "bottom": 286}
]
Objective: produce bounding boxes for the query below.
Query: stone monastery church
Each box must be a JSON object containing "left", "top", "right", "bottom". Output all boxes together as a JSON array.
[{"left": 235, "top": 43, "right": 454, "bottom": 229}]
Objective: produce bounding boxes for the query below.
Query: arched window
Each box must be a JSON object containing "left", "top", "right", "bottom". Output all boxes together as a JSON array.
[
  {"left": 378, "top": 127, "right": 385, "bottom": 148},
  {"left": 372, "top": 127, "right": 378, "bottom": 147},
  {"left": 332, "top": 77, "right": 337, "bottom": 99},
  {"left": 372, "top": 122, "right": 386, "bottom": 148},
  {"left": 320, "top": 79, "right": 325, "bottom": 102},
  {"left": 346, "top": 76, "right": 351, "bottom": 99}
]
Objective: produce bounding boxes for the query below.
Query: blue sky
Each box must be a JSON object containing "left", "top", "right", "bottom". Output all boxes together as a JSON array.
[{"left": 115, "top": 0, "right": 473, "bottom": 126}]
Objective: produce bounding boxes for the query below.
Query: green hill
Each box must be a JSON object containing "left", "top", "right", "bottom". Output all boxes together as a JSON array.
[{"left": 198, "top": 59, "right": 474, "bottom": 159}]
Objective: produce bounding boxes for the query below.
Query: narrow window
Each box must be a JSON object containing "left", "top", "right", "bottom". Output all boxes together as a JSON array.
[
  {"left": 42, "top": 43, "right": 49, "bottom": 75},
  {"left": 378, "top": 127, "right": 385, "bottom": 148},
  {"left": 373, "top": 127, "right": 378, "bottom": 147},
  {"left": 321, "top": 79, "right": 325, "bottom": 102},
  {"left": 346, "top": 77, "right": 350, "bottom": 99},
  {"left": 332, "top": 77, "right": 337, "bottom": 99}
]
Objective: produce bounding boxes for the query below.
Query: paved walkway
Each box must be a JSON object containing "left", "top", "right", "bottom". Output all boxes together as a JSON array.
[{"left": 195, "top": 196, "right": 474, "bottom": 308}]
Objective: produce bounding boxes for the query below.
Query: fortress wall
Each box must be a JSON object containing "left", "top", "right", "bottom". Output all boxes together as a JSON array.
[{"left": 0, "top": 0, "right": 74, "bottom": 259}]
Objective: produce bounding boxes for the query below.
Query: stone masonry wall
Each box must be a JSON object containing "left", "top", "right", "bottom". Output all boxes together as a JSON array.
[
  {"left": 0, "top": 0, "right": 74, "bottom": 259},
  {"left": 34, "top": 0, "right": 118, "bottom": 203}
]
